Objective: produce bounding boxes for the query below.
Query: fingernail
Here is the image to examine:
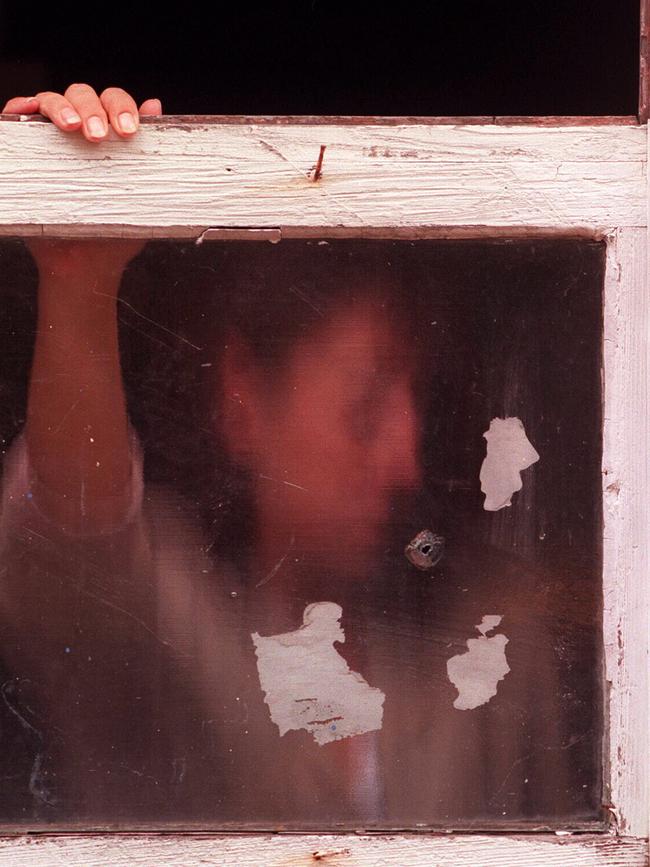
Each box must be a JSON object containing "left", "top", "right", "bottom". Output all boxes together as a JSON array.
[
  {"left": 118, "top": 112, "right": 137, "bottom": 133},
  {"left": 61, "top": 107, "right": 82, "bottom": 125},
  {"left": 25, "top": 97, "right": 38, "bottom": 104},
  {"left": 87, "top": 115, "right": 107, "bottom": 138}
]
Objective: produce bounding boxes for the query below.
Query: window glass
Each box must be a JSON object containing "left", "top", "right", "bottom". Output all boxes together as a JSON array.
[{"left": 0, "top": 238, "right": 603, "bottom": 829}]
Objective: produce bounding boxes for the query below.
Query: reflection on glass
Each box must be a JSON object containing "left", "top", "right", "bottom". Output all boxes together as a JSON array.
[{"left": 0, "top": 238, "right": 603, "bottom": 829}]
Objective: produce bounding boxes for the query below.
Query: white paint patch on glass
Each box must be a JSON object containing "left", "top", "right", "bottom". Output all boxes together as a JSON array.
[
  {"left": 479, "top": 416, "right": 540, "bottom": 511},
  {"left": 446, "top": 615, "right": 511, "bottom": 710},
  {"left": 251, "top": 601, "right": 385, "bottom": 746}
]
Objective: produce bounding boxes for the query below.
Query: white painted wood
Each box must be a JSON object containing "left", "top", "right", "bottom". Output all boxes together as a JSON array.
[
  {"left": 0, "top": 834, "right": 646, "bottom": 867},
  {"left": 647, "top": 121, "right": 650, "bottom": 848},
  {"left": 0, "top": 116, "right": 648, "bottom": 858},
  {"left": 602, "top": 228, "right": 650, "bottom": 840},
  {"left": 0, "top": 119, "right": 646, "bottom": 233}
]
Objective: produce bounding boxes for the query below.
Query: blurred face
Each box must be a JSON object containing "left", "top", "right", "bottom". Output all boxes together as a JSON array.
[{"left": 230, "top": 303, "right": 420, "bottom": 570}]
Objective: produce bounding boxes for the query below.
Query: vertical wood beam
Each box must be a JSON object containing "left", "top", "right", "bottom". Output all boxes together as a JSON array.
[{"left": 639, "top": 0, "right": 650, "bottom": 121}]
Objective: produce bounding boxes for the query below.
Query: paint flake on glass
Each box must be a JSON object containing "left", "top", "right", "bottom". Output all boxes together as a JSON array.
[
  {"left": 251, "top": 602, "right": 385, "bottom": 745},
  {"left": 480, "top": 417, "right": 540, "bottom": 511},
  {"left": 446, "top": 615, "right": 510, "bottom": 710}
]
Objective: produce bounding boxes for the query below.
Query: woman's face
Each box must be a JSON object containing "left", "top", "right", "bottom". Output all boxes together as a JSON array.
[{"left": 233, "top": 303, "right": 421, "bottom": 570}]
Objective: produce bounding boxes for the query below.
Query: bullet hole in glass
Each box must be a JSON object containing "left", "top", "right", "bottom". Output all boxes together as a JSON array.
[{"left": 404, "top": 530, "right": 445, "bottom": 571}]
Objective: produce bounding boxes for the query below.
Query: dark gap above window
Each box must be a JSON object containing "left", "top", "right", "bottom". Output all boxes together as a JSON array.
[{"left": 0, "top": 2, "right": 641, "bottom": 117}]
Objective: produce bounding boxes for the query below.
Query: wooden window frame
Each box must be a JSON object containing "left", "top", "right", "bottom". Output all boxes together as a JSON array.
[{"left": 0, "top": 113, "right": 647, "bottom": 865}]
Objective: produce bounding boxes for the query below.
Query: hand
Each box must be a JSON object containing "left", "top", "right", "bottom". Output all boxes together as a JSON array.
[{"left": 2, "top": 84, "right": 162, "bottom": 143}]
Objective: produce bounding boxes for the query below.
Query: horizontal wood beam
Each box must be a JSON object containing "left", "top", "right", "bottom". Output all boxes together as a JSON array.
[
  {"left": 0, "top": 119, "right": 645, "bottom": 232},
  {"left": 0, "top": 114, "right": 642, "bottom": 126},
  {"left": 0, "top": 833, "right": 646, "bottom": 866}
]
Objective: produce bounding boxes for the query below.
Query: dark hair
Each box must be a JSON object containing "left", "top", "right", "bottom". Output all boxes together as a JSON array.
[{"left": 216, "top": 239, "right": 411, "bottom": 369}]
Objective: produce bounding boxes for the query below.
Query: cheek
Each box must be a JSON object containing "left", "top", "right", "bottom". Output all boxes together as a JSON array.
[
  {"left": 267, "top": 386, "right": 413, "bottom": 497},
  {"left": 365, "top": 390, "right": 419, "bottom": 478}
]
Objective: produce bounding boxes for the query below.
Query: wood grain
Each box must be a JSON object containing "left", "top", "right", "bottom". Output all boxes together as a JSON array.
[
  {"left": 602, "top": 227, "right": 650, "bottom": 839},
  {"left": 640, "top": 0, "right": 650, "bottom": 122},
  {"left": 0, "top": 833, "right": 646, "bottom": 866},
  {"left": 0, "top": 120, "right": 645, "bottom": 234},
  {"left": 0, "top": 114, "right": 641, "bottom": 125}
]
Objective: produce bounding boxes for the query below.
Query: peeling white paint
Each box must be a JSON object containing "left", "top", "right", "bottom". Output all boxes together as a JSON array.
[
  {"left": 480, "top": 417, "right": 539, "bottom": 511},
  {"left": 0, "top": 122, "right": 646, "bottom": 232},
  {"left": 1, "top": 833, "right": 648, "bottom": 865},
  {"left": 446, "top": 615, "right": 511, "bottom": 710},
  {"left": 251, "top": 602, "right": 385, "bottom": 746}
]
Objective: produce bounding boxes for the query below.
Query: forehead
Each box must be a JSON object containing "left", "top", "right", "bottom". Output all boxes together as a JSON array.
[{"left": 285, "top": 302, "right": 408, "bottom": 374}]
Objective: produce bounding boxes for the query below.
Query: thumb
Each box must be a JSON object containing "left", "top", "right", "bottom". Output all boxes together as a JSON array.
[{"left": 138, "top": 98, "right": 162, "bottom": 117}]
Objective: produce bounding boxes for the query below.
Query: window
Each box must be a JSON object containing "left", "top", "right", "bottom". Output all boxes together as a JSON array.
[{"left": 0, "top": 115, "right": 647, "bottom": 862}]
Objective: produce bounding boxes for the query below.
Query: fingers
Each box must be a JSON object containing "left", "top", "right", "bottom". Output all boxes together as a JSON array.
[
  {"left": 2, "top": 96, "right": 40, "bottom": 114},
  {"left": 99, "top": 86, "right": 140, "bottom": 137},
  {"left": 64, "top": 83, "right": 110, "bottom": 141},
  {"left": 33, "top": 89, "right": 84, "bottom": 133},
  {"left": 2, "top": 85, "right": 163, "bottom": 142},
  {"left": 139, "top": 98, "right": 163, "bottom": 117}
]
